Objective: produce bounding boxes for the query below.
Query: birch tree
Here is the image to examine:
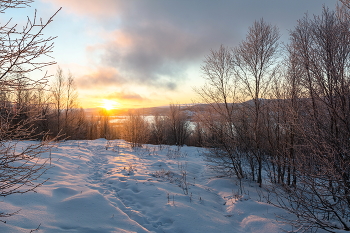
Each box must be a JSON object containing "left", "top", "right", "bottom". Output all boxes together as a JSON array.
[
  {"left": 195, "top": 45, "right": 245, "bottom": 178},
  {"left": 233, "top": 18, "right": 280, "bottom": 186}
]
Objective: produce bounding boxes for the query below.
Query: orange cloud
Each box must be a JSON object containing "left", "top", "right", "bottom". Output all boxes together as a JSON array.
[{"left": 112, "top": 31, "right": 134, "bottom": 48}]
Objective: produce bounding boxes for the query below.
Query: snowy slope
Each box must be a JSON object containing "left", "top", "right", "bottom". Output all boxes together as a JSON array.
[{"left": 0, "top": 139, "right": 290, "bottom": 233}]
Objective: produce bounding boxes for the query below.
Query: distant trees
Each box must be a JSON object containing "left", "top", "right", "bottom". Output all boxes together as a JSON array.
[
  {"left": 150, "top": 113, "right": 168, "bottom": 146},
  {"left": 0, "top": 0, "right": 60, "bottom": 219},
  {"left": 167, "top": 104, "right": 191, "bottom": 146},
  {"left": 122, "top": 110, "right": 149, "bottom": 147},
  {"left": 121, "top": 105, "right": 192, "bottom": 148}
]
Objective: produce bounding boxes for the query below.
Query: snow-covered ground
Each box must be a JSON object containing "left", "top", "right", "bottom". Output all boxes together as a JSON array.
[{"left": 0, "top": 139, "right": 291, "bottom": 232}]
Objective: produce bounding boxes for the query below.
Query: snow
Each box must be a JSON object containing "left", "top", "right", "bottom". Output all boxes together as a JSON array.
[{"left": 0, "top": 139, "right": 291, "bottom": 232}]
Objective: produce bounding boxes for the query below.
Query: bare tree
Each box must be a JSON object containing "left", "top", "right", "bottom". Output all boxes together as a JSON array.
[
  {"left": 340, "top": 0, "right": 350, "bottom": 9},
  {"left": 232, "top": 18, "right": 280, "bottom": 186},
  {"left": 51, "top": 67, "right": 65, "bottom": 135},
  {"left": 50, "top": 67, "right": 80, "bottom": 138},
  {"left": 0, "top": 0, "right": 60, "bottom": 220},
  {"left": 269, "top": 6, "right": 350, "bottom": 232},
  {"left": 266, "top": 53, "right": 302, "bottom": 187},
  {"left": 195, "top": 45, "right": 245, "bottom": 179},
  {"left": 64, "top": 71, "right": 78, "bottom": 137},
  {"left": 0, "top": 2, "right": 59, "bottom": 79}
]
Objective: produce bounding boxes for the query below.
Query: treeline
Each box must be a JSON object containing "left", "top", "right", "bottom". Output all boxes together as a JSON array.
[
  {"left": 0, "top": 67, "right": 86, "bottom": 140},
  {"left": 120, "top": 104, "right": 196, "bottom": 147},
  {"left": 0, "top": 69, "right": 197, "bottom": 144}
]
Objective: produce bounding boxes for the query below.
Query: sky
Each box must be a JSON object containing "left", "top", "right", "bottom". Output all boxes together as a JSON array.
[{"left": 6, "top": 0, "right": 339, "bottom": 109}]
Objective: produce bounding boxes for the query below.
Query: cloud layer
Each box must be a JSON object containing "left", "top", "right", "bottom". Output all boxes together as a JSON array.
[{"left": 44, "top": 0, "right": 338, "bottom": 101}]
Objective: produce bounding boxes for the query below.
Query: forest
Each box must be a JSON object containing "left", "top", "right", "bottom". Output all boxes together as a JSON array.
[{"left": 3, "top": 0, "right": 350, "bottom": 232}]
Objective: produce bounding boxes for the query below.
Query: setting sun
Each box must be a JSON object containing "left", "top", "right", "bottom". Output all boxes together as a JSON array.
[{"left": 101, "top": 99, "right": 120, "bottom": 110}]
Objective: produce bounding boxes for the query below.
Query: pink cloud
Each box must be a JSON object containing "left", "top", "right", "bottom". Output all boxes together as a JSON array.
[{"left": 42, "top": 0, "right": 124, "bottom": 17}]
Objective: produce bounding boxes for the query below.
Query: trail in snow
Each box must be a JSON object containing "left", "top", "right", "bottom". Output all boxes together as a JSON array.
[
  {"left": 81, "top": 140, "right": 280, "bottom": 233},
  {"left": 0, "top": 139, "right": 291, "bottom": 233}
]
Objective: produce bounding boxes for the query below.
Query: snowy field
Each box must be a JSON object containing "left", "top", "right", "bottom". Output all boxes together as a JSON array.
[{"left": 0, "top": 139, "right": 294, "bottom": 233}]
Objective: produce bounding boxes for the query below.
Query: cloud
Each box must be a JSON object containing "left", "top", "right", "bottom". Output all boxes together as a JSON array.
[
  {"left": 83, "top": 1, "right": 245, "bottom": 90},
  {"left": 98, "top": 29, "right": 197, "bottom": 89},
  {"left": 107, "top": 91, "right": 147, "bottom": 102},
  {"left": 45, "top": 0, "right": 337, "bottom": 91},
  {"left": 75, "top": 66, "right": 125, "bottom": 88}
]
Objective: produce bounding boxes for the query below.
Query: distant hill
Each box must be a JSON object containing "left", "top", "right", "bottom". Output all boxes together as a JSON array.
[
  {"left": 83, "top": 106, "right": 171, "bottom": 117},
  {"left": 83, "top": 99, "right": 304, "bottom": 117}
]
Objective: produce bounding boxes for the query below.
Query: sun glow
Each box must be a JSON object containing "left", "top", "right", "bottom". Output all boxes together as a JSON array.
[{"left": 101, "top": 99, "right": 120, "bottom": 110}]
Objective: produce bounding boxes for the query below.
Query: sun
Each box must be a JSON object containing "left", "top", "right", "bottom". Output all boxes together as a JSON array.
[{"left": 101, "top": 99, "right": 120, "bottom": 110}]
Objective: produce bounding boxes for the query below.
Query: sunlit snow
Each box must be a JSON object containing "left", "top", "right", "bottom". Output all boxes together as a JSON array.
[{"left": 0, "top": 139, "right": 291, "bottom": 233}]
